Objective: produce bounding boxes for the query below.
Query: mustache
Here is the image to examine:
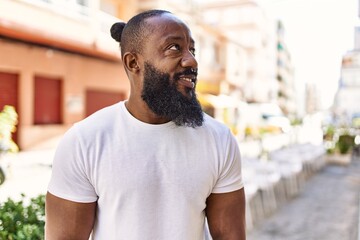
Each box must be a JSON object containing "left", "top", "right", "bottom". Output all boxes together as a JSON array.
[{"left": 174, "top": 68, "right": 198, "bottom": 79}]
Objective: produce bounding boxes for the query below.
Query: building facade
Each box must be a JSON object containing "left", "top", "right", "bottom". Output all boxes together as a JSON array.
[
  {"left": 333, "top": 3, "right": 360, "bottom": 124},
  {"left": 276, "top": 20, "right": 296, "bottom": 116},
  {"left": 0, "top": 0, "right": 130, "bottom": 149},
  {"left": 198, "top": 0, "right": 278, "bottom": 104},
  {"left": 334, "top": 50, "right": 360, "bottom": 121}
]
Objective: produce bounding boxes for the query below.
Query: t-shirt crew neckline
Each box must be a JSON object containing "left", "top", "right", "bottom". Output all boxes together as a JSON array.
[{"left": 119, "top": 101, "right": 175, "bottom": 129}]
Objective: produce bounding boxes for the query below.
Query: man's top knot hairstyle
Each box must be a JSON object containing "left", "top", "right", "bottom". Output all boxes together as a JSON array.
[
  {"left": 110, "top": 22, "right": 125, "bottom": 42},
  {"left": 110, "top": 9, "right": 171, "bottom": 58}
]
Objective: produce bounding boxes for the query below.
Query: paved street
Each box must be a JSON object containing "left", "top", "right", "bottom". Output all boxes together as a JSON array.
[{"left": 247, "top": 158, "right": 360, "bottom": 240}]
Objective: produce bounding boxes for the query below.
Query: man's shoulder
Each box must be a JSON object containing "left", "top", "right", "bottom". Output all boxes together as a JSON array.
[
  {"left": 67, "top": 102, "right": 123, "bottom": 141},
  {"left": 202, "top": 113, "right": 232, "bottom": 136},
  {"left": 77, "top": 102, "right": 122, "bottom": 127},
  {"left": 203, "top": 113, "right": 227, "bottom": 128}
]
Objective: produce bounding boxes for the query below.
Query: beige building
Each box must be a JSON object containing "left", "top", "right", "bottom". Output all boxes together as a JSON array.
[
  {"left": 333, "top": 50, "right": 360, "bottom": 120},
  {"left": 276, "top": 20, "right": 296, "bottom": 116},
  {"left": 198, "top": 0, "right": 278, "bottom": 103},
  {"left": 332, "top": 1, "right": 360, "bottom": 122},
  {"left": 0, "top": 0, "right": 130, "bottom": 149}
]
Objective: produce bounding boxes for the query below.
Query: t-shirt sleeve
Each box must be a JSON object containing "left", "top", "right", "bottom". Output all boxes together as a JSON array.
[
  {"left": 47, "top": 125, "right": 98, "bottom": 203},
  {"left": 212, "top": 130, "right": 243, "bottom": 193}
]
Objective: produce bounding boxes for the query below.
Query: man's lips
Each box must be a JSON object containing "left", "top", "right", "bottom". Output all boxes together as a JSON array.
[{"left": 178, "top": 75, "right": 196, "bottom": 89}]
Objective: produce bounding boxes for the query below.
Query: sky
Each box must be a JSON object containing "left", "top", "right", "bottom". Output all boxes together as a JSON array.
[{"left": 259, "top": 0, "right": 359, "bottom": 110}]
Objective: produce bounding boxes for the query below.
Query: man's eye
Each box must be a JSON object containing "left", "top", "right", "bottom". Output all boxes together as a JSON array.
[
  {"left": 190, "top": 48, "right": 196, "bottom": 57},
  {"left": 169, "top": 44, "right": 180, "bottom": 51}
]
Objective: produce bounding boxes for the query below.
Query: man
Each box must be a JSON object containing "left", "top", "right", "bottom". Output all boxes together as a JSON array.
[{"left": 45, "top": 9, "right": 246, "bottom": 240}]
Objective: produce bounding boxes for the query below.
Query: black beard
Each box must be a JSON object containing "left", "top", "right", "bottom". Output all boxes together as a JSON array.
[{"left": 141, "top": 62, "right": 204, "bottom": 128}]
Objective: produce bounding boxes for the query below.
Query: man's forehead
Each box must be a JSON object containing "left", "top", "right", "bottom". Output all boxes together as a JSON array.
[
  {"left": 146, "top": 13, "right": 185, "bottom": 26},
  {"left": 145, "top": 14, "right": 193, "bottom": 40}
]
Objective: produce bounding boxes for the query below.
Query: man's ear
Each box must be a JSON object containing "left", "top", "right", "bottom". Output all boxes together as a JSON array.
[{"left": 123, "top": 52, "right": 140, "bottom": 73}]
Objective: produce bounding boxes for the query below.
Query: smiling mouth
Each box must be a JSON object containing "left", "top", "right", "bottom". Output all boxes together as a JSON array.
[{"left": 179, "top": 76, "right": 196, "bottom": 89}]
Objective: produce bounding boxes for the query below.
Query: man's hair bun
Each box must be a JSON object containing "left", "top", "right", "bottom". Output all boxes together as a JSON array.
[{"left": 110, "top": 22, "right": 126, "bottom": 42}]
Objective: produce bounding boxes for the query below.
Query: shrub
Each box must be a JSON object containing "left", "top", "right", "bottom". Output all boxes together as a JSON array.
[
  {"left": 0, "top": 105, "right": 19, "bottom": 185},
  {"left": 323, "top": 124, "right": 356, "bottom": 155},
  {"left": 0, "top": 105, "right": 19, "bottom": 155},
  {"left": 336, "top": 134, "right": 355, "bottom": 154},
  {"left": 0, "top": 194, "right": 45, "bottom": 240}
]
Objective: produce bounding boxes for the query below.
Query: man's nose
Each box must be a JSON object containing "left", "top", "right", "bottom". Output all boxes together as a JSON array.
[{"left": 181, "top": 51, "right": 198, "bottom": 69}]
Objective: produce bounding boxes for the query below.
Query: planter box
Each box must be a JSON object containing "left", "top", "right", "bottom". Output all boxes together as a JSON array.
[{"left": 325, "top": 153, "right": 351, "bottom": 166}]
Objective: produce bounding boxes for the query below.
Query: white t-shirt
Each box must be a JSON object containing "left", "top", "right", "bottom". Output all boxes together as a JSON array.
[{"left": 48, "top": 101, "right": 243, "bottom": 240}]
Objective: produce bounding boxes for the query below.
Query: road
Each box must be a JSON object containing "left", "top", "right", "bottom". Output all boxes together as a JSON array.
[{"left": 247, "top": 158, "right": 360, "bottom": 240}]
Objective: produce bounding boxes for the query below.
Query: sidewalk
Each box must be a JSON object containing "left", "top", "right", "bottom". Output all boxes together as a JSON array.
[
  {"left": 0, "top": 135, "right": 62, "bottom": 202},
  {"left": 247, "top": 158, "right": 360, "bottom": 240},
  {"left": 0, "top": 149, "right": 55, "bottom": 202}
]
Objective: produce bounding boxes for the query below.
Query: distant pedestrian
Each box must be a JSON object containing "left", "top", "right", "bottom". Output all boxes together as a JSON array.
[{"left": 45, "top": 9, "right": 245, "bottom": 239}]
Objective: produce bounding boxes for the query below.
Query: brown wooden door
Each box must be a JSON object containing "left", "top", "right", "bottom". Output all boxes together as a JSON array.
[
  {"left": 86, "top": 89, "right": 125, "bottom": 117},
  {"left": 0, "top": 72, "right": 19, "bottom": 144},
  {"left": 34, "top": 76, "right": 62, "bottom": 124}
]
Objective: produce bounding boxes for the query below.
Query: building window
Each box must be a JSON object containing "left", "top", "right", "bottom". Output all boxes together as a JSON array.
[
  {"left": 85, "top": 89, "right": 125, "bottom": 117},
  {"left": 0, "top": 72, "right": 19, "bottom": 144},
  {"left": 34, "top": 76, "right": 62, "bottom": 125}
]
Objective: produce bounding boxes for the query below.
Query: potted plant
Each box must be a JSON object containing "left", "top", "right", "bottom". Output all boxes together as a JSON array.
[
  {"left": 336, "top": 133, "right": 355, "bottom": 154},
  {"left": 325, "top": 126, "right": 355, "bottom": 165}
]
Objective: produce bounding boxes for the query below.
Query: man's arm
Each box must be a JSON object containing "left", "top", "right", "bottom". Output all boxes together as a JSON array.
[
  {"left": 45, "top": 192, "right": 97, "bottom": 240},
  {"left": 205, "top": 188, "right": 246, "bottom": 240}
]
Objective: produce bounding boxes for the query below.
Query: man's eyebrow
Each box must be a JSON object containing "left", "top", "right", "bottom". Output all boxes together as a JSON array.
[{"left": 163, "top": 35, "right": 195, "bottom": 44}]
